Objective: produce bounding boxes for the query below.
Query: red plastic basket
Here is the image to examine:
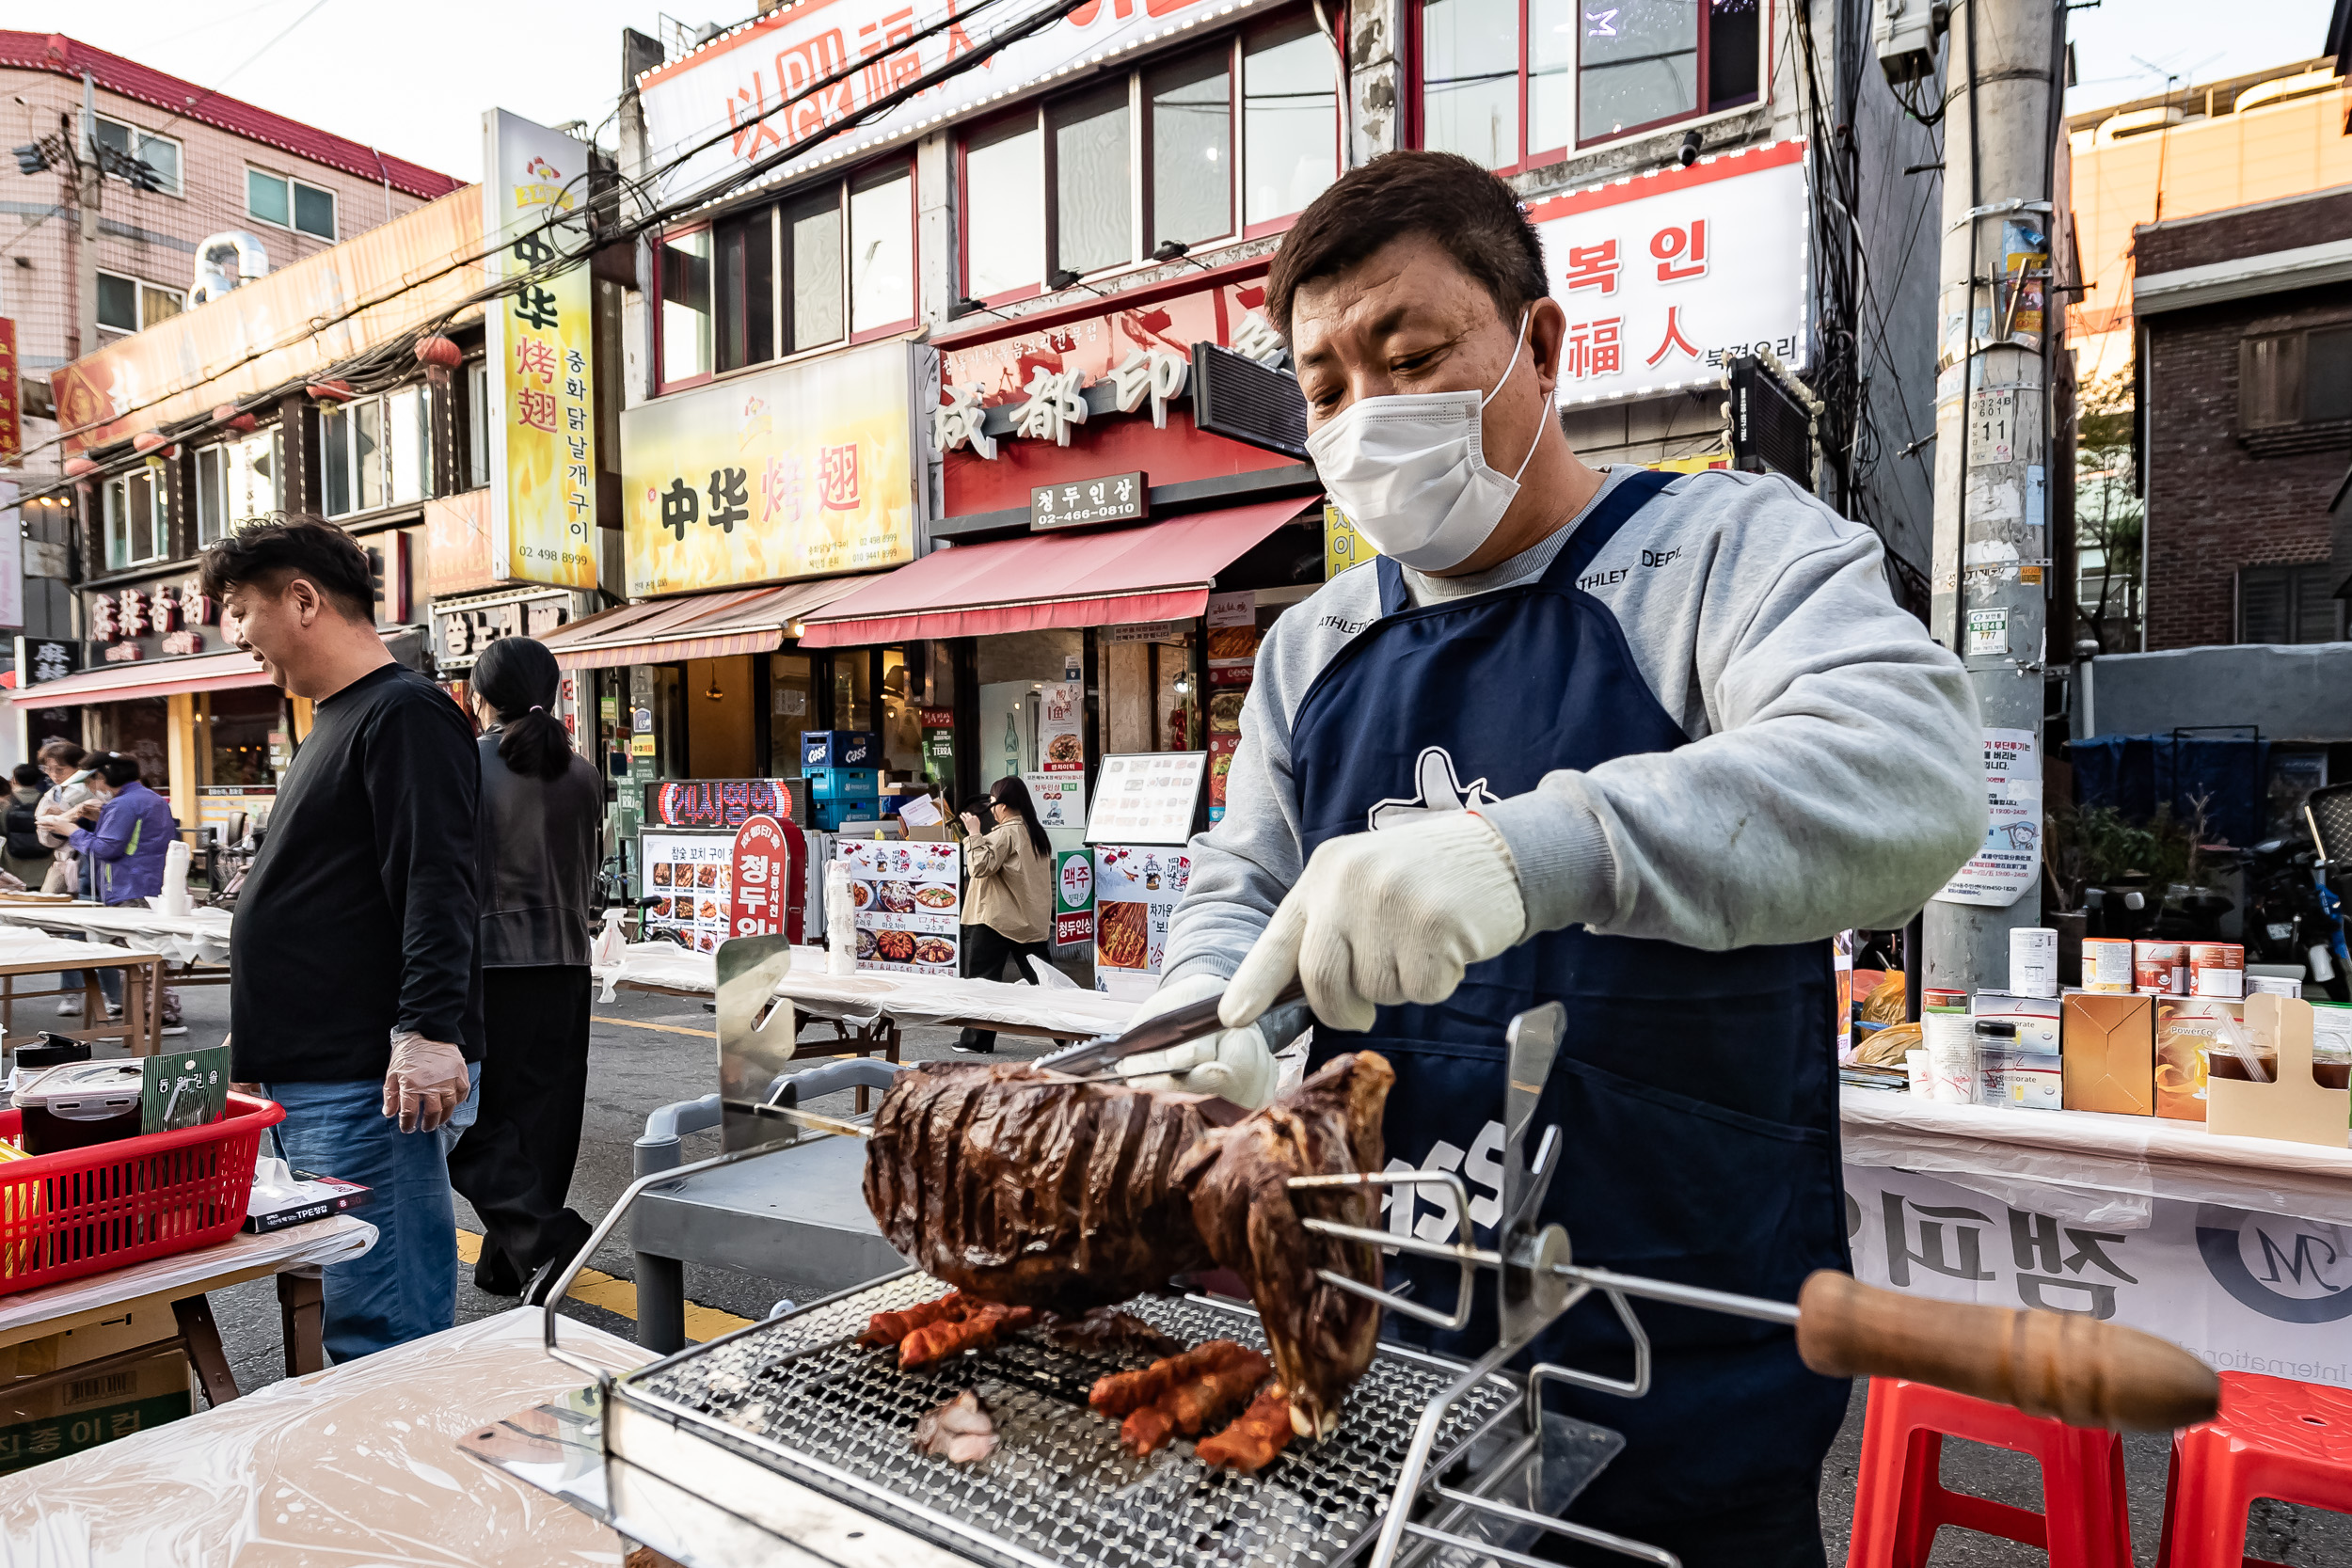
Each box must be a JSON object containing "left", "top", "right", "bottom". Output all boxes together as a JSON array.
[{"left": 0, "top": 1093, "right": 284, "bottom": 1294}]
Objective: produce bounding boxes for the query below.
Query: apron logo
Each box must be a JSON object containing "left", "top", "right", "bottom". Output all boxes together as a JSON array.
[
  {"left": 1369, "top": 747, "right": 1500, "bottom": 832},
  {"left": 1382, "top": 1120, "right": 1508, "bottom": 1245}
]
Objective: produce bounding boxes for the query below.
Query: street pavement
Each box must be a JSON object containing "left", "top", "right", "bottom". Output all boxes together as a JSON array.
[{"left": 112, "top": 974, "right": 2350, "bottom": 1563}]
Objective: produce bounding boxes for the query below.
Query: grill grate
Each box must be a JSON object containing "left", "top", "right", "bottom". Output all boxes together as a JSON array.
[{"left": 616, "top": 1273, "right": 1519, "bottom": 1568}]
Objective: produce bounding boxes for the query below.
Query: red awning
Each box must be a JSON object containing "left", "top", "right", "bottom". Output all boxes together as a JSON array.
[
  {"left": 10, "top": 647, "right": 278, "bottom": 706},
  {"left": 796, "top": 497, "right": 1319, "bottom": 647},
  {"left": 538, "top": 578, "right": 873, "bottom": 670}
]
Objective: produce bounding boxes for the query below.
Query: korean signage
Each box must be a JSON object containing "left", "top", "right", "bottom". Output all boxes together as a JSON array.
[
  {"left": 728, "top": 815, "right": 794, "bottom": 938},
  {"left": 1037, "top": 681, "right": 1083, "bottom": 771},
  {"left": 1023, "top": 771, "right": 1086, "bottom": 832},
  {"left": 637, "top": 0, "right": 1284, "bottom": 210},
  {"left": 838, "top": 837, "right": 962, "bottom": 973},
  {"left": 622, "top": 339, "right": 922, "bottom": 595},
  {"left": 0, "top": 320, "right": 21, "bottom": 466},
  {"left": 1092, "top": 845, "right": 1190, "bottom": 1001},
  {"left": 485, "top": 110, "right": 597, "bottom": 589},
  {"left": 87, "top": 583, "right": 218, "bottom": 654},
  {"left": 1084, "top": 752, "right": 1207, "bottom": 846},
  {"left": 1031, "top": 471, "right": 1145, "bottom": 531},
  {"left": 643, "top": 832, "right": 732, "bottom": 953},
  {"left": 1932, "top": 727, "right": 2042, "bottom": 909},
  {"left": 1324, "top": 503, "right": 1370, "bottom": 580},
  {"left": 920, "top": 706, "right": 955, "bottom": 792},
  {"left": 1848, "top": 1165, "right": 2352, "bottom": 1390},
  {"left": 644, "top": 778, "right": 800, "bottom": 829},
  {"left": 433, "top": 589, "right": 580, "bottom": 670},
  {"left": 1524, "top": 139, "right": 1809, "bottom": 408},
  {"left": 1053, "top": 847, "right": 1094, "bottom": 947}
]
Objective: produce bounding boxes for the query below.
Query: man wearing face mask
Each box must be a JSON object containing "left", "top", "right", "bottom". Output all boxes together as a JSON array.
[{"left": 1123, "top": 153, "right": 1985, "bottom": 1563}]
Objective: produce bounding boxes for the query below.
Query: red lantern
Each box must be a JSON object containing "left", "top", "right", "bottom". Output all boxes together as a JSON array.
[
  {"left": 212, "top": 403, "right": 259, "bottom": 434},
  {"left": 414, "top": 335, "right": 463, "bottom": 370},
  {"left": 63, "top": 456, "right": 97, "bottom": 477},
  {"left": 306, "top": 379, "right": 357, "bottom": 404},
  {"left": 132, "top": 431, "right": 167, "bottom": 454}
]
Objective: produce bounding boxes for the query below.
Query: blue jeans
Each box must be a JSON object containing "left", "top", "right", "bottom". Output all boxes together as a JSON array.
[{"left": 266, "top": 1069, "right": 479, "bottom": 1362}]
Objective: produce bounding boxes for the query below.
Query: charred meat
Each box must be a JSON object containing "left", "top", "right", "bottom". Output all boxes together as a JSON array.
[
  {"left": 1040, "top": 1307, "right": 1184, "bottom": 1359},
  {"left": 1196, "top": 1385, "right": 1295, "bottom": 1474},
  {"left": 899, "top": 1302, "right": 1035, "bottom": 1369},
  {"left": 1097, "top": 1341, "right": 1271, "bottom": 1457}
]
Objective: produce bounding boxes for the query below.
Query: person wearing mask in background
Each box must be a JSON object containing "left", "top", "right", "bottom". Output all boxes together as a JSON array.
[
  {"left": 4, "top": 765, "right": 52, "bottom": 890},
  {"left": 31, "top": 740, "right": 93, "bottom": 1015},
  {"left": 447, "top": 635, "right": 604, "bottom": 1304},
  {"left": 203, "top": 518, "right": 483, "bottom": 1361},
  {"left": 950, "top": 776, "right": 1056, "bottom": 1055},
  {"left": 65, "top": 752, "right": 188, "bottom": 1036}
]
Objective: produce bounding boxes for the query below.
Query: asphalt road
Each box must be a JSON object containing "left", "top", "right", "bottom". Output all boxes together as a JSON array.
[{"left": 101, "top": 975, "right": 2350, "bottom": 1564}]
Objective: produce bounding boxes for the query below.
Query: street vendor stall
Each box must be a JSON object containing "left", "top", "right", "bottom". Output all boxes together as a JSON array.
[{"left": 0, "top": 932, "right": 168, "bottom": 1056}]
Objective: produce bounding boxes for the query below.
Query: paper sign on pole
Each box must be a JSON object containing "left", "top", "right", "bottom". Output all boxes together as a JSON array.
[
  {"left": 1023, "top": 771, "right": 1086, "bottom": 832},
  {"left": 1932, "top": 727, "right": 2041, "bottom": 909}
]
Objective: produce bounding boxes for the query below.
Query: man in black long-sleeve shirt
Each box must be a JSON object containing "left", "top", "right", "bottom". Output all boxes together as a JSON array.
[{"left": 202, "top": 518, "right": 482, "bottom": 1360}]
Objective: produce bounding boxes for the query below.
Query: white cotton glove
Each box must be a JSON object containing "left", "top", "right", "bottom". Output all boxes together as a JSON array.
[
  {"left": 1222, "top": 810, "right": 1530, "bottom": 1036},
  {"left": 382, "top": 1031, "right": 471, "bottom": 1133},
  {"left": 1115, "top": 974, "right": 1282, "bottom": 1111}
]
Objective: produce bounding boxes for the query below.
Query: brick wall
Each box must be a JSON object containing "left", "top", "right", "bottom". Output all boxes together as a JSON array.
[{"left": 2141, "top": 284, "right": 2350, "bottom": 650}]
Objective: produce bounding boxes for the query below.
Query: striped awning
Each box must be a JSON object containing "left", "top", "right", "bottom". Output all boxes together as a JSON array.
[{"left": 537, "top": 578, "right": 874, "bottom": 669}]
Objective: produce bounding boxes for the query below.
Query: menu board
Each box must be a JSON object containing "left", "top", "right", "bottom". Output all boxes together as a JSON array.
[
  {"left": 1092, "top": 845, "right": 1192, "bottom": 1001},
  {"left": 1084, "top": 752, "right": 1208, "bottom": 846},
  {"left": 642, "top": 830, "right": 733, "bottom": 953},
  {"left": 837, "top": 837, "right": 963, "bottom": 974}
]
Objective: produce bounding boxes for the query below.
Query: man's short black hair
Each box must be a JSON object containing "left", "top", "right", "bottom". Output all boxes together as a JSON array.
[
  {"left": 91, "top": 752, "right": 139, "bottom": 788},
  {"left": 198, "top": 515, "right": 375, "bottom": 621},
  {"left": 1266, "top": 150, "right": 1549, "bottom": 340},
  {"left": 12, "top": 763, "right": 41, "bottom": 789}
]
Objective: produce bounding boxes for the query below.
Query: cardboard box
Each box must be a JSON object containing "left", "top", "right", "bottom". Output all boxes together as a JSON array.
[
  {"left": 801, "top": 731, "right": 878, "bottom": 769},
  {"left": 2062, "top": 992, "right": 2154, "bottom": 1115},
  {"left": 1981, "top": 1046, "right": 2063, "bottom": 1110},
  {"left": 2153, "top": 996, "right": 2244, "bottom": 1123},
  {"left": 0, "top": 1345, "right": 192, "bottom": 1474},
  {"left": 0, "top": 1308, "right": 167, "bottom": 1383},
  {"left": 1973, "top": 992, "right": 2062, "bottom": 1053}
]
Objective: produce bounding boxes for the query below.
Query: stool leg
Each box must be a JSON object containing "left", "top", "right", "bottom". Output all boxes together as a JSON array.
[
  {"left": 2164, "top": 1429, "right": 2252, "bottom": 1568},
  {"left": 1894, "top": 1429, "right": 1948, "bottom": 1568},
  {"left": 1845, "top": 1383, "right": 1907, "bottom": 1568}
]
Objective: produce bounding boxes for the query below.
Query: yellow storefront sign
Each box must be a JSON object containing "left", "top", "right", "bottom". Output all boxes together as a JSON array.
[
  {"left": 622, "top": 340, "right": 920, "bottom": 596},
  {"left": 1324, "top": 503, "right": 1370, "bottom": 579}
]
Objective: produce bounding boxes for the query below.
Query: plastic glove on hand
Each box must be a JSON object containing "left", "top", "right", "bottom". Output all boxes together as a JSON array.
[
  {"left": 1114, "top": 973, "right": 1280, "bottom": 1111},
  {"left": 1222, "top": 810, "right": 1528, "bottom": 1036},
  {"left": 381, "top": 1032, "right": 470, "bottom": 1133}
]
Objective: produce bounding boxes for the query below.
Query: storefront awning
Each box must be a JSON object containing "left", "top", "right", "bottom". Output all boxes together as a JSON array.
[
  {"left": 537, "top": 578, "right": 872, "bottom": 670},
  {"left": 795, "top": 497, "right": 1320, "bottom": 647},
  {"left": 10, "top": 648, "right": 280, "bottom": 707}
]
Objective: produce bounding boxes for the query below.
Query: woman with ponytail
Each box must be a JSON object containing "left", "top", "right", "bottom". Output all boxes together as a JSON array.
[{"left": 447, "top": 635, "right": 605, "bottom": 1300}]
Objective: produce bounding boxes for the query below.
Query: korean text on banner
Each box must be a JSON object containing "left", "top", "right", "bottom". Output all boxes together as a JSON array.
[
  {"left": 1933, "top": 727, "right": 2042, "bottom": 909},
  {"left": 0, "top": 319, "right": 21, "bottom": 466},
  {"left": 1525, "top": 140, "right": 1808, "bottom": 406},
  {"left": 622, "top": 340, "right": 920, "bottom": 594},
  {"left": 636, "top": 0, "right": 1284, "bottom": 210},
  {"left": 730, "top": 815, "right": 791, "bottom": 937},
  {"left": 485, "top": 110, "right": 597, "bottom": 589}
]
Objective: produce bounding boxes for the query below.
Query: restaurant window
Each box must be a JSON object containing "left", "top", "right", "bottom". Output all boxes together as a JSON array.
[
  {"left": 194, "top": 428, "right": 279, "bottom": 546},
  {"left": 95, "top": 269, "right": 183, "bottom": 336},
  {"left": 386, "top": 387, "right": 430, "bottom": 505},
  {"left": 848, "top": 163, "right": 915, "bottom": 335},
  {"left": 714, "top": 207, "right": 775, "bottom": 372},
  {"left": 786, "top": 187, "right": 846, "bottom": 352},
  {"left": 466, "top": 359, "right": 492, "bottom": 488},
  {"left": 247, "top": 168, "right": 336, "bottom": 240},
  {"left": 94, "top": 115, "right": 182, "bottom": 195},
  {"left": 2238, "top": 563, "right": 2346, "bottom": 645},
  {"left": 103, "top": 463, "right": 167, "bottom": 570},
  {"left": 202, "top": 688, "right": 286, "bottom": 787},
  {"left": 319, "top": 390, "right": 433, "bottom": 519},
  {"left": 769, "top": 652, "right": 818, "bottom": 777},
  {"left": 659, "top": 229, "right": 714, "bottom": 385},
  {"left": 2242, "top": 325, "right": 2352, "bottom": 431},
  {"left": 960, "top": 22, "right": 1334, "bottom": 302},
  {"left": 833, "top": 651, "right": 874, "bottom": 733}
]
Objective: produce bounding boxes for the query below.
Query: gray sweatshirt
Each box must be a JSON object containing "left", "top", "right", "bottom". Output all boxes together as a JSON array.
[{"left": 1161, "top": 466, "right": 1988, "bottom": 986}]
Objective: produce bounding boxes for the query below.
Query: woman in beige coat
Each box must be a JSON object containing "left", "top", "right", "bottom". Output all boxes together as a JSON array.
[{"left": 952, "top": 775, "right": 1056, "bottom": 1054}]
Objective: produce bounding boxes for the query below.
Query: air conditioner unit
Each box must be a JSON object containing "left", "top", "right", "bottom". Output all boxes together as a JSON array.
[{"left": 1874, "top": 0, "right": 1946, "bottom": 87}]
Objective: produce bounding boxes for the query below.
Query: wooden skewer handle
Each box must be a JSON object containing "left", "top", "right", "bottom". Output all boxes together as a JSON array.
[{"left": 1793, "top": 1270, "right": 2219, "bottom": 1432}]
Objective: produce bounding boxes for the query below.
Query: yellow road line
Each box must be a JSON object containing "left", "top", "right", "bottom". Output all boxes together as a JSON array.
[
  {"left": 591, "top": 1014, "right": 715, "bottom": 1038},
  {"left": 456, "top": 1228, "right": 753, "bottom": 1343}
]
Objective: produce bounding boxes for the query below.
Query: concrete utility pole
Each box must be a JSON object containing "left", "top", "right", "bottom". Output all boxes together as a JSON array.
[
  {"left": 1924, "top": 0, "right": 2061, "bottom": 994},
  {"left": 74, "top": 72, "right": 100, "bottom": 360}
]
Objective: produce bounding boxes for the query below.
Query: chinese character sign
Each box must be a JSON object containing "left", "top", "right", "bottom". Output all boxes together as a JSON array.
[
  {"left": 0, "top": 320, "right": 21, "bottom": 467},
  {"left": 622, "top": 340, "right": 919, "bottom": 595},
  {"left": 1527, "top": 140, "right": 1808, "bottom": 405},
  {"left": 484, "top": 109, "right": 597, "bottom": 590}
]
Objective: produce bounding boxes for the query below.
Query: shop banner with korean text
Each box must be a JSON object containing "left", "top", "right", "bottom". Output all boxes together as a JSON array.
[
  {"left": 485, "top": 110, "right": 597, "bottom": 589},
  {"left": 622, "top": 340, "right": 921, "bottom": 595},
  {"left": 1525, "top": 140, "right": 1808, "bottom": 408},
  {"left": 1847, "top": 1164, "right": 2350, "bottom": 1389},
  {"left": 0, "top": 320, "right": 21, "bottom": 466}
]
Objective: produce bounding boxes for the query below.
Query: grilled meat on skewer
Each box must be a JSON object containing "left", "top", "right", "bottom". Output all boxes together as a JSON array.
[
  {"left": 1089, "top": 1339, "right": 1251, "bottom": 1417},
  {"left": 860, "top": 1291, "right": 966, "bottom": 1347},
  {"left": 1105, "top": 1342, "right": 1272, "bottom": 1457},
  {"left": 1196, "top": 1385, "right": 1295, "bottom": 1473},
  {"left": 900, "top": 1302, "right": 1035, "bottom": 1369}
]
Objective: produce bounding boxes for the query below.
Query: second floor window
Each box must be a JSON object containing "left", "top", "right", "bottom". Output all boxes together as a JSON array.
[
  {"left": 195, "top": 428, "right": 281, "bottom": 546},
  {"left": 1421, "top": 0, "right": 1761, "bottom": 170},
  {"left": 103, "top": 463, "right": 167, "bottom": 571},
  {"left": 321, "top": 388, "right": 432, "bottom": 518},
  {"left": 961, "top": 17, "right": 1337, "bottom": 304},
  {"left": 95, "top": 271, "right": 183, "bottom": 337},
  {"left": 93, "top": 116, "right": 182, "bottom": 195},
  {"left": 248, "top": 168, "right": 337, "bottom": 240},
  {"left": 2242, "top": 325, "right": 2352, "bottom": 432}
]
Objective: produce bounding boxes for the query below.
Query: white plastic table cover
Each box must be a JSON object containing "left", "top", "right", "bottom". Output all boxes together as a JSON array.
[
  {"left": 596, "top": 941, "right": 1139, "bottom": 1037},
  {"left": 0, "top": 1216, "right": 374, "bottom": 1338},
  {"left": 0, "top": 903, "right": 231, "bottom": 966},
  {"left": 0, "top": 1307, "right": 648, "bottom": 1567},
  {"left": 0, "top": 933, "right": 168, "bottom": 974},
  {"left": 1840, "top": 1086, "right": 2352, "bottom": 1228}
]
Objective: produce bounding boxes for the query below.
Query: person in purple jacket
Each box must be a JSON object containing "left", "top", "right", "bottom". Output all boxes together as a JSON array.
[{"left": 67, "top": 752, "right": 185, "bottom": 1031}]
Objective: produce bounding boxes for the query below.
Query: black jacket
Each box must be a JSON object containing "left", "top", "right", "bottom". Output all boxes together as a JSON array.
[{"left": 476, "top": 733, "right": 605, "bottom": 968}]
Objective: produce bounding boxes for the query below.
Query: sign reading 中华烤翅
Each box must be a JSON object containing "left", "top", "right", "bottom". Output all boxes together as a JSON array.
[
  {"left": 1031, "top": 472, "right": 1145, "bottom": 531},
  {"left": 484, "top": 110, "right": 597, "bottom": 591},
  {"left": 1526, "top": 139, "right": 1809, "bottom": 408}
]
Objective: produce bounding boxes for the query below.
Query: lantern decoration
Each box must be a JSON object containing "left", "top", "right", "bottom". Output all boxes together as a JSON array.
[
  {"left": 306, "top": 380, "right": 357, "bottom": 404},
  {"left": 212, "top": 403, "right": 259, "bottom": 435},
  {"left": 132, "top": 431, "right": 167, "bottom": 454},
  {"left": 63, "top": 457, "right": 97, "bottom": 477},
  {"left": 415, "top": 333, "right": 462, "bottom": 389}
]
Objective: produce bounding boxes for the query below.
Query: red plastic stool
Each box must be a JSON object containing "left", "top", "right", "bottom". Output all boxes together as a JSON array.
[
  {"left": 2157, "top": 1372, "right": 2352, "bottom": 1568},
  {"left": 1846, "top": 1376, "right": 2135, "bottom": 1568}
]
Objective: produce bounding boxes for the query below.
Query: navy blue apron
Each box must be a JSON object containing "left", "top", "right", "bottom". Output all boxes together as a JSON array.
[{"left": 1291, "top": 471, "right": 1851, "bottom": 1522}]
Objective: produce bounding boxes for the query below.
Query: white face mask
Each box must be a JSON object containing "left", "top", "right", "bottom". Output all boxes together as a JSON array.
[{"left": 1306, "top": 309, "right": 1554, "bottom": 572}]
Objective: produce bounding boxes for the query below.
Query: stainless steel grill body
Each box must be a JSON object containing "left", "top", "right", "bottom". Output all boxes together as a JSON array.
[{"left": 606, "top": 1270, "right": 1521, "bottom": 1568}]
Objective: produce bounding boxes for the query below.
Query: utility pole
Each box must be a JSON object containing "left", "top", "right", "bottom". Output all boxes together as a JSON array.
[
  {"left": 1924, "top": 0, "right": 2061, "bottom": 995},
  {"left": 74, "top": 71, "right": 100, "bottom": 360}
]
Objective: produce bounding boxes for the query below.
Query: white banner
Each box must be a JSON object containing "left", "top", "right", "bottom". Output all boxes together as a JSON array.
[
  {"left": 1932, "top": 726, "right": 2042, "bottom": 908},
  {"left": 0, "top": 480, "right": 21, "bottom": 631},
  {"left": 1525, "top": 139, "right": 1809, "bottom": 408},
  {"left": 638, "top": 0, "right": 1286, "bottom": 208},
  {"left": 1846, "top": 1164, "right": 2352, "bottom": 1389}
]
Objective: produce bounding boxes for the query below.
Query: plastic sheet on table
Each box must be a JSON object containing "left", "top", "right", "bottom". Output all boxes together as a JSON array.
[
  {"left": 0, "top": 1216, "right": 373, "bottom": 1333},
  {"left": 0, "top": 1307, "right": 645, "bottom": 1567},
  {"left": 1840, "top": 1086, "right": 2352, "bottom": 1229}
]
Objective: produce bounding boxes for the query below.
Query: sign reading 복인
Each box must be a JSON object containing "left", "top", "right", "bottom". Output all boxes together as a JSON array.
[
  {"left": 1526, "top": 140, "right": 1808, "bottom": 407},
  {"left": 1031, "top": 472, "right": 1146, "bottom": 531}
]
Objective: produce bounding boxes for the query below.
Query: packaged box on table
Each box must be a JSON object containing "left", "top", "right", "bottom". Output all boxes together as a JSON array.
[
  {"left": 802, "top": 731, "right": 878, "bottom": 769},
  {"left": 0, "top": 1345, "right": 192, "bottom": 1474},
  {"left": 2062, "top": 991, "right": 2153, "bottom": 1116},
  {"left": 1973, "top": 992, "right": 2061, "bottom": 1053},
  {"left": 2153, "top": 996, "right": 2246, "bottom": 1123}
]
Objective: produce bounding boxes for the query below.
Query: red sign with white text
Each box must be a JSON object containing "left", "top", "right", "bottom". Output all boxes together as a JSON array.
[{"left": 730, "top": 814, "right": 799, "bottom": 942}]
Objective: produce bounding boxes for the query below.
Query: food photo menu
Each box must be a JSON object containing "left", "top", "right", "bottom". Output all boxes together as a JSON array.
[
  {"left": 641, "top": 832, "right": 734, "bottom": 953},
  {"left": 837, "top": 838, "right": 963, "bottom": 974},
  {"left": 1083, "top": 752, "right": 1208, "bottom": 846}
]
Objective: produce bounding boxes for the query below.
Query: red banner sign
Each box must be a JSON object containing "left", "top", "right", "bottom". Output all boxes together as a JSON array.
[
  {"left": 729, "top": 814, "right": 805, "bottom": 942},
  {"left": 0, "top": 319, "right": 20, "bottom": 466}
]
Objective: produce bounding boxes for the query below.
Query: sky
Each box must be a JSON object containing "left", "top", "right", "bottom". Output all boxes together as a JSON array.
[{"left": 4, "top": 0, "right": 2340, "bottom": 185}]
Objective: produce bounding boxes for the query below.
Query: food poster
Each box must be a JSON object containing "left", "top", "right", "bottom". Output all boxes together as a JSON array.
[
  {"left": 1204, "top": 594, "right": 1256, "bottom": 824},
  {"left": 1023, "top": 771, "right": 1087, "bottom": 833},
  {"left": 1039, "top": 681, "right": 1085, "bottom": 770},
  {"left": 641, "top": 831, "right": 737, "bottom": 951},
  {"left": 1092, "top": 845, "right": 1191, "bottom": 1001},
  {"left": 920, "top": 706, "right": 956, "bottom": 793},
  {"left": 839, "top": 837, "right": 962, "bottom": 974},
  {"left": 1085, "top": 752, "right": 1209, "bottom": 846}
]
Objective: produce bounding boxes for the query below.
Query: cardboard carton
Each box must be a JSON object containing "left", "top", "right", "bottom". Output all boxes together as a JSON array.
[
  {"left": 1973, "top": 991, "right": 2062, "bottom": 1053},
  {"left": 2153, "top": 996, "right": 2244, "bottom": 1122},
  {"left": 2062, "top": 991, "right": 2154, "bottom": 1115},
  {"left": 0, "top": 1345, "right": 191, "bottom": 1474}
]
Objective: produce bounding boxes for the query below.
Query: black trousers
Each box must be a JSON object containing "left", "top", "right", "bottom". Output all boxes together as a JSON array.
[
  {"left": 955, "top": 922, "right": 1051, "bottom": 1053},
  {"left": 449, "top": 965, "right": 593, "bottom": 1292}
]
